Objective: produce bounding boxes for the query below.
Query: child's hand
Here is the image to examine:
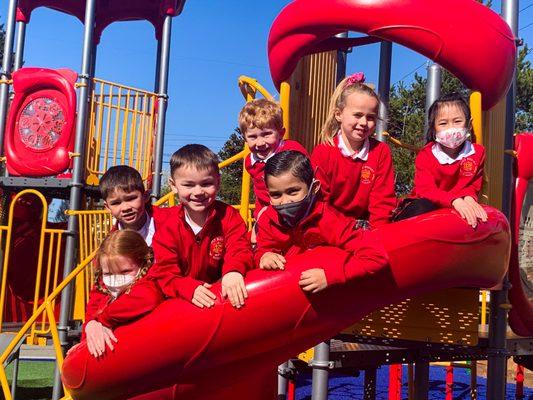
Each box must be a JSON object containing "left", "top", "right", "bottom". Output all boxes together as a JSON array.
[
  {"left": 260, "top": 252, "right": 286, "bottom": 270},
  {"left": 192, "top": 283, "right": 217, "bottom": 308},
  {"left": 299, "top": 268, "right": 328, "bottom": 293},
  {"left": 221, "top": 271, "right": 248, "bottom": 309},
  {"left": 85, "top": 320, "right": 118, "bottom": 358},
  {"left": 464, "top": 196, "right": 488, "bottom": 222},
  {"left": 452, "top": 198, "right": 479, "bottom": 228}
]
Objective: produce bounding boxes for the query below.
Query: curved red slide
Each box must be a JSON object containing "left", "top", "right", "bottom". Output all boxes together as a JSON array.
[
  {"left": 62, "top": 207, "right": 509, "bottom": 400},
  {"left": 267, "top": 0, "right": 515, "bottom": 109},
  {"left": 508, "top": 133, "right": 533, "bottom": 336}
]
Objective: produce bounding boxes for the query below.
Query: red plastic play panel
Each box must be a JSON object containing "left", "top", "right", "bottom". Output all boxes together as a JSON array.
[
  {"left": 268, "top": 0, "right": 516, "bottom": 109},
  {"left": 4, "top": 68, "right": 77, "bottom": 177},
  {"left": 62, "top": 207, "right": 509, "bottom": 400}
]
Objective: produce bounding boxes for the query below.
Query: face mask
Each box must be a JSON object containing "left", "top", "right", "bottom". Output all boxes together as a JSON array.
[
  {"left": 273, "top": 180, "right": 319, "bottom": 228},
  {"left": 435, "top": 127, "right": 470, "bottom": 149},
  {"left": 103, "top": 273, "right": 137, "bottom": 298}
]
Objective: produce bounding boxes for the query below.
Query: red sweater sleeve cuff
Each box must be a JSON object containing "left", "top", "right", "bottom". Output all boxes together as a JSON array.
[
  {"left": 322, "top": 264, "right": 346, "bottom": 286},
  {"left": 222, "top": 263, "right": 247, "bottom": 276},
  {"left": 166, "top": 277, "right": 203, "bottom": 301}
]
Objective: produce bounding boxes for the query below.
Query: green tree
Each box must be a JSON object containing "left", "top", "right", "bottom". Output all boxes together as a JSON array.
[
  {"left": 516, "top": 45, "right": 533, "bottom": 132},
  {"left": 217, "top": 129, "right": 251, "bottom": 205}
]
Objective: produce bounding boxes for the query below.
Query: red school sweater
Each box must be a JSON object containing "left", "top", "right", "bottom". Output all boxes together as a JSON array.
[
  {"left": 83, "top": 276, "right": 164, "bottom": 337},
  {"left": 310, "top": 137, "right": 396, "bottom": 227},
  {"left": 150, "top": 201, "right": 253, "bottom": 301},
  {"left": 244, "top": 139, "right": 308, "bottom": 218},
  {"left": 254, "top": 200, "right": 389, "bottom": 285},
  {"left": 412, "top": 142, "right": 485, "bottom": 208}
]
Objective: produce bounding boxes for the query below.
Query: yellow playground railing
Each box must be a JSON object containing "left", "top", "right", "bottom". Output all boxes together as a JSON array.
[
  {"left": 85, "top": 78, "right": 158, "bottom": 186},
  {"left": 0, "top": 190, "right": 67, "bottom": 345},
  {"left": 0, "top": 250, "right": 97, "bottom": 400}
]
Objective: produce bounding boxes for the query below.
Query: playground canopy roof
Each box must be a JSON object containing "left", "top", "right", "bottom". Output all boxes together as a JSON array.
[{"left": 15, "top": 0, "right": 186, "bottom": 42}]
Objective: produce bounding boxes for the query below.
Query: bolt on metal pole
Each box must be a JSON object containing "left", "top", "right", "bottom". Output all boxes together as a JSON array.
[
  {"left": 0, "top": 0, "right": 18, "bottom": 161},
  {"left": 376, "top": 41, "right": 392, "bottom": 141},
  {"left": 486, "top": 0, "right": 519, "bottom": 398},
  {"left": 151, "top": 15, "right": 172, "bottom": 199},
  {"left": 13, "top": 21, "right": 27, "bottom": 71},
  {"left": 425, "top": 62, "right": 442, "bottom": 132},
  {"left": 52, "top": 0, "right": 97, "bottom": 398},
  {"left": 311, "top": 342, "right": 331, "bottom": 400}
]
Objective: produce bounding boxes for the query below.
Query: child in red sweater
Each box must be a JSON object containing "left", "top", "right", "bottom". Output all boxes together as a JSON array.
[
  {"left": 240, "top": 99, "right": 308, "bottom": 219},
  {"left": 75, "top": 230, "right": 163, "bottom": 358},
  {"left": 255, "top": 150, "right": 388, "bottom": 292},
  {"left": 151, "top": 144, "right": 252, "bottom": 309},
  {"left": 412, "top": 93, "right": 487, "bottom": 228},
  {"left": 311, "top": 72, "right": 396, "bottom": 228}
]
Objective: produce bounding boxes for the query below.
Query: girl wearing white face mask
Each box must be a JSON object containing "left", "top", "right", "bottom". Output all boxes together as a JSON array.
[
  {"left": 68, "top": 230, "right": 163, "bottom": 359},
  {"left": 410, "top": 93, "right": 488, "bottom": 228}
]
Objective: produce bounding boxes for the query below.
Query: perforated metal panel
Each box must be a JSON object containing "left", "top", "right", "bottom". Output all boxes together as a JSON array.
[{"left": 343, "top": 288, "right": 480, "bottom": 345}]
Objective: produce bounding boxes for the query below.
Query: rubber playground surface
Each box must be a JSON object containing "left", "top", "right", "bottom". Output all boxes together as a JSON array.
[{"left": 295, "top": 366, "right": 533, "bottom": 399}]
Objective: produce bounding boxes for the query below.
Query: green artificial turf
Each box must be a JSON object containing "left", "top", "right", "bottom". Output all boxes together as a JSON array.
[{"left": 3, "top": 361, "right": 55, "bottom": 400}]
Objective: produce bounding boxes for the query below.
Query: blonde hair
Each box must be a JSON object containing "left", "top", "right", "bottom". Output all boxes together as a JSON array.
[
  {"left": 93, "top": 230, "right": 154, "bottom": 293},
  {"left": 238, "top": 98, "right": 284, "bottom": 136},
  {"left": 320, "top": 77, "right": 381, "bottom": 145}
]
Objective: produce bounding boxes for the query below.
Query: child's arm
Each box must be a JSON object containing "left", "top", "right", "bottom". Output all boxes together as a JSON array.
[
  {"left": 414, "top": 150, "right": 458, "bottom": 207},
  {"left": 151, "top": 227, "right": 204, "bottom": 301},
  {"left": 93, "top": 278, "right": 164, "bottom": 329},
  {"left": 254, "top": 209, "right": 290, "bottom": 269},
  {"left": 220, "top": 208, "right": 254, "bottom": 307},
  {"left": 82, "top": 286, "right": 109, "bottom": 339},
  {"left": 311, "top": 146, "right": 332, "bottom": 202},
  {"left": 368, "top": 145, "right": 396, "bottom": 227}
]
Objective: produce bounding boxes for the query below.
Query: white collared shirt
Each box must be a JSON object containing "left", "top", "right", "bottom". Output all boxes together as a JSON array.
[
  {"left": 337, "top": 134, "right": 370, "bottom": 161},
  {"left": 184, "top": 209, "right": 203, "bottom": 235},
  {"left": 118, "top": 212, "right": 155, "bottom": 246},
  {"left": 431, "top": 141, "right": 476, "bottom": 165},
  {"left": 249, "top": 140, "right": 285, "bottom": 166}
]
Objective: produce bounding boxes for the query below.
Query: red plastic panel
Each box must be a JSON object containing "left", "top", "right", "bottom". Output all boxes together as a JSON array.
[
  {"left": 62, "top": 207, "right": 509, "bottom": 400},
  {"left": 16, "top": 0, "right": 185, "bottom": 42},
  {"left": 4, "top": 68, "right": 77, "bottom": 177},
  {"left": 508, "top": 132, "right": 533, "bottom": 336},
  {"left": 267, "top": 0, "right": 516, "bottom": 109}
]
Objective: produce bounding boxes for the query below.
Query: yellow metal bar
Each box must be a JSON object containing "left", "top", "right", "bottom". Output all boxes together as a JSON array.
[
  {"left": 470, "top": 91, "right": 483, "bottom": 146},
  {"left": 480, "top": 290, "right": 488, "bottom": 325},
  {"left": 280, "top": 81, "right": 291, "bottom": 139},
  {"left": 218, "top": 150, "right": 247, "bottom": 169},
  {"left": 93, "top": 78, "right": 157, "bottom": 95},
  {"left": 381, "top": 131, "right": 421, "bottom": 152},
  {"left": 239, "top": 154, "right": 252, "bottom": 222},
  {"left": 0, "top": 364, "right": 11, "bottom": 399},
  {"left": 238, "top": 76, "right": 275, "bottom": 102}
]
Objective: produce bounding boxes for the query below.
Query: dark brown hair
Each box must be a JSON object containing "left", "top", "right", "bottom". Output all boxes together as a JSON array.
[
  {"left": 169, "top": 144, "right": 220, "bottom": 177},
  {"left": 99, "top": 165, "right": 145, "bottom": 200}
]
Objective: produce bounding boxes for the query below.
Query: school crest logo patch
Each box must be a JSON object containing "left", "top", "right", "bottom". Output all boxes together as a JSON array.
[
  {"left": 460, "top": 158, "right": 477, "bottom": 177},
  {"left": 360, "top": 166, "right": 375, "bottom": 184},
  {"left": 209, "top": 236, "right": 225, "bottom": 260}
]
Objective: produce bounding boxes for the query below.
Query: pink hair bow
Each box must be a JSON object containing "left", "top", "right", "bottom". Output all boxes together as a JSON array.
[{"left": 345, "top": 72, "right": 366, "bottom": 86}]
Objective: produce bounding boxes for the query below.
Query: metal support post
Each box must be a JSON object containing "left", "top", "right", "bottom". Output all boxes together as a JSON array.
[
  {"left": 363, "top": 368, "right": 377, "bottom": 400},
  {"left": 486, "top": 0, "right": 518, "bottom": 398},
  {"left": 151, "top": 15, "right": 172, "bottom": 199},
  {"left": 311, "top": 341, "right": 331, "bottom": 400},
  {"left": 277, "top": 361, "right": 289, "bottom": 400},
  {"left": 52, "top": 0, "right": 97, "bottom": 398},
  {"left": 335, "top": 32, "right": 348, "bottom": 83},
  {"left": 14, "top": 21, "right": 27, "bottom": 71},
  {"left": 425, "top": 63, "right": 442, "bottom": 132},
  {"left": 414, "top": 359, "right": 429, "bottom": 400},
  {"left": 376, "top": 41, "right": 392, "bottom": 141},
  {"left": 154, "top": 39, "right": 162, "bottom": 93},
  {"left": 0, "top": 0, "right": 18, "bottom": 160}
]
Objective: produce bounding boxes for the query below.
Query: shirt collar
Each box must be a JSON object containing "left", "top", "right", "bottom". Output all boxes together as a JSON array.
[
  {"left": 250, "top": 140, "right": 285, "bottom": 166},
  {"left": 118, "top": 211, "right": 155, "bottom": 245},
  {"left": 431, "top": 141, "right": 475, "bottom": 165},
  {"left": 184, "top": 208, "right": 203, "bottom": 235},
  {"left": 337, "top": 134, "right": 369, "bottom": 161}
]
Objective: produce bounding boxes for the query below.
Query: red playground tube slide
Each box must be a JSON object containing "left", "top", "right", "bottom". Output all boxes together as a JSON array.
[
  {"left": 267, "top": 0, "right": 516, "bottom": 109},
  {"left": 62, "top": 207, "right": 509, "bottom": 400}
]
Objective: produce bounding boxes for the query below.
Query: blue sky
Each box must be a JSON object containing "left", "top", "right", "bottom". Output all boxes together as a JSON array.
[{"left": 1, "top": 1, "right": 532, "bottom": 170}]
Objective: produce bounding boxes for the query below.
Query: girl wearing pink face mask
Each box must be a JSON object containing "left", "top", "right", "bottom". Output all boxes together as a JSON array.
[{"left": 411, "top": 93, "right": 487, "bottom": 228}]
